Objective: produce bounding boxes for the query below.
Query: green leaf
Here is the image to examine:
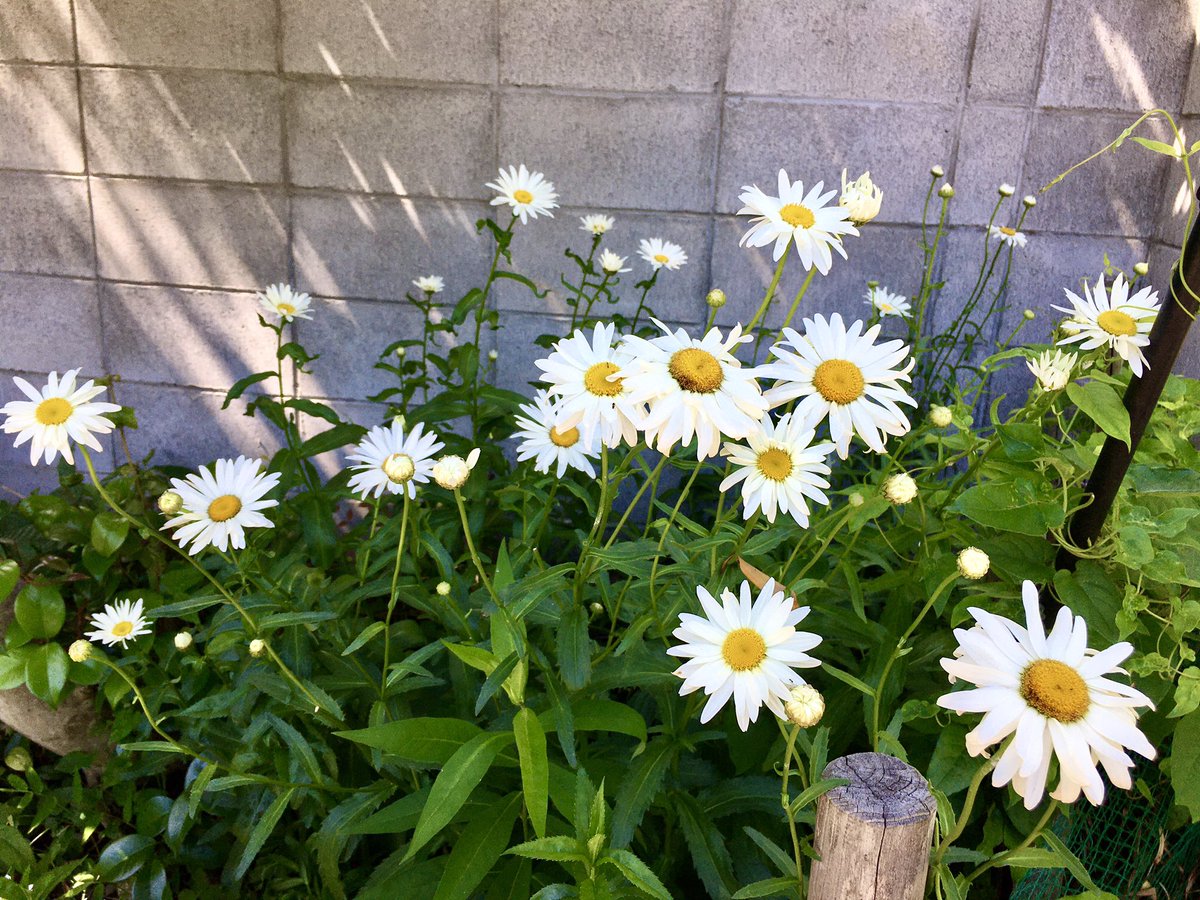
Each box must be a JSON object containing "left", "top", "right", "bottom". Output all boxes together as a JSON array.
[
  {"left": 0, "top": 824, "right": 33, "bottom": 873},
  {"left": 1067, "top": 381, "right": 1130, "bottom": 448},
  {"left": 540, "top": 698, "right": 648, "bottom": 744},
  {"left": 731, "top": 878, "right": 800, "bottom": 899},
  {"left": 223, "top": 371, "right": 274, "bottom": 406},
  {"left": 432, "top": 792, "right": 522, "bottom": 900},
  {"left": 235, "top": 788, "right": 296, "bottom": 880},
  {"left": 284, "top": 397, "right": 342, "bottom": 424},
  {"left": 0, "top": 560, "right": 20, "bottom": 601},
  {"left": 1041, "top": 831, "right": 1103, "bottom": 893},
  {"left": 0, "top": 655, "right": 26, "bottom": 691},
  {"left": 342, "top": 622, "right": 386, "bottom": 656},
  {"left": 506, "top": 836, "right": 585, "bottom": 863},
  {"left": 787, "top": 778, "right": 849, "bottom": 817},
  {"left": 1131, "top": 136, "right": 1180, "bottom": 157},
  {"left": 743, "top": 828, "right": 795, "bottom": 878},
  {"left": 611, "top": 739, "right": 674, "bottom": 849},
  {"left": 444, "top": 641, "right": 501, "bottom": 676},
  {"left": 14, "top": 583, "right": 65, "bottom": 640},
  {"left": 557, "top": 605, "right": 592, "bottom": 691},
  {"left": 1169, "top": 667, "right": 1200, "bottom": 718},
  {"left": 1000, "top": 848, "right": 1066, "bottom": 868},
  {"left": 260, "top": 611, "right": 339, "bottom": 629},
  {"left": 951, "top": 479, "right": 1064, "bottom": 536},
  {"left": 336, "top": 718, "right": 482, "bottom": 767},
  {"left": 95, "top": 834, "right": 156, "bottom": 882},
  {"left": 90, "top": 511, "right": 130, "bottom": 556},
  {"left": 822, "top": 663, "right": 874, "bottom": 697},
  {"left": 514, "top": 707, "right": 549, "bottom": 838},
  {"left": 674, "top": 793, "right": 736, "bottom": 899},
  {"left": 405, "top": 731, "right": 514, "bottom": 860},
  {"left": 24, "top": 642, "right": 69, "bottom": 705},
  {"left": 1170, "top": 708, "right": 1200, "bottom": 817},
  {"left": 475, "top": 652, "right": 521, "bottom": 715},
  {"left": 602, "top": 849, "right": 672, "bottom": 900},
  {"left": 299, "top": 423, "right": 367, "bottom": 457}
]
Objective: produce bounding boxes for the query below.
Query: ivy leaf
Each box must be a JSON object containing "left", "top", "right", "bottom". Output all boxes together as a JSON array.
[
  {"left": 14, "top": 583, "right": 65, "bottom": 640},
  {"left": 1169, "top": 667, "right": 1200, "bottom": 718},
  {"left": 1170, "top": 709, "right": 1200, "bottom": 817},
  {"left": 0, "top": 560, "right": 19, "bottom": 601}
]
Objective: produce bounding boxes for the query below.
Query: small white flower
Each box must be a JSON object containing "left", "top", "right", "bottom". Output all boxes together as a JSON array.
[
  {"left": 929, "top": 406, "right": 953, "bottom": 428},
  {"left": 1027, "top": 349, "right": 1076, "bottom": 392},
  {"left": 865, "top": 285, "right": 911, "bottom": 318},
  {"left": 257, "top": 284, "right": 313, "bottom": 322},
  {"left": 784, "top": 684, "right": 825, "bottom": 727},
  {"left": 638, "top": 238, "right": 687, "bottom": 271},
  {"left": 1053, "top": 273, "right": 1160, "bottom": 378},
  {"left": 957, "top": 547, "right": 990, "bottom": 580},
  {"left": 513, "top": 389, "right": 601, "bottom": 479},
  {"left": 346, "top": 420, "right": 443, "bottom": 500},
  {"left": 883, "top": 472, "right": 918, "bottom": 505},
  {"left": 86, "top": 598, "right": 152, "bottom": 648},
  {"left": 2, "top": 369, "right": 121, "bottom": 466},
  {"left": 162, "top": 457, "right": 281, "bottom": 556},
  {"left": 174, "top": 631, "right": 193, "bottom": 651},
  {"left": 580, "top": 214, "right": 614, "bottom": 235},
  {"left": 432, "top": 449, "right": 481, "bottom": 490},
  {"left": 737, "top": 169, "right": 858, "bottom": 272},
  {"left": 486, "top": 164, "right": 558, "bottom": 224},
  {"left": 413, "top": 275, "right": 444, "bottom": 295},
  {"left": 839, "top": 169, "right": 883, "bottom": 225},
  {"left": 668, "top": 579, "right": 822, "bottom": 731},
  {"left": 990, "top": 225, "right": 1028, "bottom": 249},
  {"left": 599, "top": 249, "right": 631, "bottom": 274}
]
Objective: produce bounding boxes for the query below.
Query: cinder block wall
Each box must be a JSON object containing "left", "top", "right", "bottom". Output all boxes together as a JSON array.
[{"left": 1, "top": 0, "right": 1197, "bottom": 494}]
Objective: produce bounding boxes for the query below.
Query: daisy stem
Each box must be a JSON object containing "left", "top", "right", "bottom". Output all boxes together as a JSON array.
[
  {"left": 531, "top": 480, "right": 560, "bottom": 548},
  {"left": 575, "top": 445, "right": 611, "bottom": 604},
  {"left": 778, "top": 720, "right": 807, "bottom": 887},
  {"left": 871, "top": 570, "right": 960, "bottom": 748},
  {"left": 746, "top": 245, "right": 791, "bottom": 333},
  {"left": 630, "top": 269, "right": 659, "bottom": 333},
  {"left": 932, "top": 749, "right": 1001, "bottom": 867},
  {"left": 471, "top": 216, "right": 516, "bottom": 440},
  {"left": 357, "top": 498, "right": 382, "bottom": 588},
  {"left": 648, "top": 461, "right": 705, "bottom": 629},
  {"left": 380, "top": 491, "right": 411, "bottom": 698},
  {"left": 604, "top": 453, "right": 664, "bottom": 550},
  {"left": 964, "top": 799, "right": 1059, "bottom": 885},
  {"left": 727, "top": 508, "right": 762, "bottom": 570},
  {"left": 454, "top": 488, "right": 500, "bottom": 606},
  {"left": 777, "top": 266, "right": 818, "bottom": 338},
  {"left": 569, "top": 236, "right": 602, "bottom": 332},
  {"left": 581, "top": 272, "right": 613, "bottom": 325}
]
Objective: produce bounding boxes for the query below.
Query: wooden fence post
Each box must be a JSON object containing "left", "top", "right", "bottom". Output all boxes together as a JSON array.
[{"left": 808, "top": 752, "right": 937, "bottom": 900}]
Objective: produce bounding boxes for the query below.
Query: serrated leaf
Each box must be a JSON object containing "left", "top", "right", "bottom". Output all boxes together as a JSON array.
[
  {"left": 514, "top": 708, "right": 549, "bottom": 838},
  {"left": 336, "top": 718, "right": 482, "bottom": 767},
  {"left": 557, "top": 605, "right": 592, "bottom": 691},
  {"left": 601, "top": 849, "right": 672, "bottom": 900},
  {"left": 731, "top": 877, "right": 799, "bottom": 899},
  {"left": 235, "top": 788, "right": 296, "bottom": 880},
  {"left": 674, "top": 793, "right": 735, "bottom": 899},
  {"left": 433, "top": 792, "right": 522, "bottom": 900},
  {"left": 610, "top": 739, "right": 674, "bottom": 849},
  {"left": 506, "top": 836, "right": 585, "bottom": 863}
]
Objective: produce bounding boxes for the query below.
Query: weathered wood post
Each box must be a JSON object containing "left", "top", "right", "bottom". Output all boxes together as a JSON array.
[{"left": 808, "top": 752, "right": 937, "bottom": 900}]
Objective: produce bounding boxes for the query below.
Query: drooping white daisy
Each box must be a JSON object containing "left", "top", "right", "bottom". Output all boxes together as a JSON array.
[
  {"left": 346, "top": 419, "right": 444, "bottom": 500},
  {"left": 839, "top": 169, "right": 882, "bottom": 225},
  {"left": 737, "top": 169, "right": 859, "bottom": 273},
  {"left": 162, "top": 456, "right": 282, "bottom": 556},
  {"left": 486, "top": 164, "right": 558, "bottom": 224},
  {"left": 638, "top": 238, "right": 687, "bottom": 271},
  {"left": 413, "top": 275, "right": 444, "bottom": 295},
  {"left": 1053, "top": 273, "right": 1160, "bottom": 377},
  {"left": 1026, "top": 349, "right": 1077, "bottom": 392},
  {"left": 865, "top": 285, "right": 911, "bottom": 318},
  {"left": 580, "top": 214, "right": 614, "bottom": 235},
  {"left": 619, "top": 319, "right": 769, "bottom": 460},
  {"left": 719, "top": 412, "right": 834, "bottom": 527},
  {"left": 432, "top": 448, "right": 481, "bottom": 490},
  {"left": 513, "top": 389, "right": 600, "bottom": 478},
  {"left": 257, "top": 284, "right": 314, "bottom": 322},
  {"left": 989, "top": 225, "right": 1028, "bottom": 249},
  {"left": 535, "top": 321, "right": 645, "bottom": 448},
  {"left": 938, "top": 581, "right": 1156, "bottom": 809},
  {"left": 759, "top": 313, "right": 916, "bottom": 459},
  {"left": 668, "top": 578, "right": 822, "bottom": 732},
  {"left": 86, "top": 597, "right": 153, "bottom": 648},
  {"left": 598, "top": 249, "right": 631, "bottom": 275},
  {"left": 2, "top": 369, "right": 121, "bottom": 466}
]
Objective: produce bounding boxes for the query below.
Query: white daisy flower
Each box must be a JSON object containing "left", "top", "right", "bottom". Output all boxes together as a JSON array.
[
  {"left": 2, "top": 369, "right": 121, "bottom": 466},
  {"left": 638, "top": 238, "right": 687, "bottom": 271},
  {"left": 668, "top": 578, "right": 822, "bottom": 732},
  {"left": 513, "top": 389, "right": 601, "bottom": 479},
  {"left": 718, "top": 412, "right": 834, "bottom": 527},
  {"left": 599, "top": 249, "right": 631, "bottom": 275},
  {"left": 737, "top": 169, "right": 859, "bottom": 273},
  {"left": 1053, "top": 273, "right": 1160, "bottom": 377},
  {"left": 257, "top": 283, "right": 313, "bottom": 322},
  {"left": 535, "top": 322, "right": 645, "bottom": 448},
  {"left": 580, "top": 214, "right": 614, "bottom": 235},
  {"left": 432, "top": 448, "right": 481, "bottom": 491},
  {"left": 759, "top": 313, "right": 916, "bottom": 459},
  {"left": 346, "top": 419, "right": 444, "bottom": 500},
  {"left": 413, "top": 275, "right": 444, "bottom": 295},
  {"left": 989, "top": 225, "right": 1028, "bottom": 249},
  {"left": 162, "top": 456, "right": 281, "bottom": 556},
  {"left": 937, "top": 580, "right": 1156, "bottom": 809},
  {"left": 86, "top": 598, "right": 152, "bottom": 648},
  {"left": 486, "top": 164, "right": 558, "bottom": 224},
  {"left": 865, "top": 285, "right": 911, "bottom": 318},
  {"left": 619, "top": 319, "right": 769, "bottom": 460},
  {"left": 839, "top": 169, "right": 882, "bottom": 225},
  {"left": 1026, "top": 349, "right": 1077, "bottom": 392}
]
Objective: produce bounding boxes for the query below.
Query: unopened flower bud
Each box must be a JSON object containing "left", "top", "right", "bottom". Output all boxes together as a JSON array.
[
  {"left": 174, "top": 631, "right": 193, "bottom": 651},
  {"left": 433, "top": 449, "right": 480, "bottom": 491},
  {"left": 929, "top": 405, "right": 952, "bottom": 428},
  {"left": 840, "top": 170, "right": 883, "bottom": 225},
  {"left": 68, "top": 640, "right": 92, "bottom": 663},
  {"left": 998, "top": 183, "right": 1015, "bottom": 197},
  {"left": 488, "top": 349, "right": 498, "bottom": 361},
  {"left": 1023, "top": 309, "right": 1036, "bottom": 320},
  {"left": 589, "top": 602, "right": 604, "bottom": 617},
  {"left": 5, "top": 747, "right": 33, "bottom": 772},
  {"left": 706, "top": 288, "right": 726, "bottom": 309},
  {"left": 382, "top": 453, "right": 415, "bottom": 485},
  {"left": 157, "top": 491, "right": 183, "bottom": 515},
  {"left": 957, "top": 547, "right": 990, "bottom": 580},
  {"left": 1022, "top": 195, "right": 1037, "bottom": 208},
  {"left": 396, "top": 346, "right": 406, "bottom": 358},
  {"left": 249, "top": 638, "right": 266, "bottom": 658},
  {"left": 938, "top": 183, "right": 955, "bottom": 199},
  {"left": 931, "top": 165, "right": 945, "bottom": 178},
  {"left": 436, "top": 581, "right": 451, "bottom": 596},
  {"left": 1134, "top": 262, "right": 1149, "bottom": 277},
  {"left": 784, "top": 684, "right": 825, "bottom": 727},
  {"left": 848, "top": 493, "right": 865, "bottom": 508},
  {"left": 883, "top": 473, "right": 918, "bottom": 505}
]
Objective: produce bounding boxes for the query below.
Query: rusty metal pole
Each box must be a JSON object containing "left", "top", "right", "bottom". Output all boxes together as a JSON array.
[{"left": 1057, "top": 193, "right": 1200, "bottom": 571}]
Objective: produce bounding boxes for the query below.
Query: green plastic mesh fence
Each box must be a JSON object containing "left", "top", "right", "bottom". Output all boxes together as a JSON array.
[{"left": 1009, "top": 767, "right": 1199, "bottom": 899}]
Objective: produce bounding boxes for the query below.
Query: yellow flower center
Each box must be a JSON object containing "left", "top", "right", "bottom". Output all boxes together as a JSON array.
[
  {"left": 999, "top": 226, "right": 1018, "bottom": 236},
  {"left": 1020, "top": 659, "right": 1090, "bottom": 723},
  {"left": 721, "top": 627, "right": 767, "bottom": 672},
  {"left": 756, "top": 447, "right": 793, "bottom": 482},
  {"left": 654, "top": 253, "right": 670, "bottom": 264},
  {"left": 812, "top": 359, "right": 865, "bottom": 404},
  {"left": 513, "top": 189, "right": 534, "bottom": 204},
  {"left": 668, "top": 348, "right": 724, "bottom": 394},
  {"left": 208, "top": 494, "right": 243, "bottom": 523},
  {"left": 1097, "top": 310, "right": 1137, "bottom": 337},
  {"left": 584, "top": 361, "right": 624, "bottom": 397},
  {"left": 880, "top": 303, "right": 894, "bottom": 313},
  {"left": 549, "top": 425, "right": 579, "bottom": 448},
  {"left": 111, "top": 620, "right": 134, "bottom": 637},
  {"left": 277, "top": 302, "right": 296, "bottom": 316},
  {"left": 779, "top": 203, "right": 815, "bottom": 229},
  {"left": 35, "top": 397, "right": 73, "bottom": 425}
]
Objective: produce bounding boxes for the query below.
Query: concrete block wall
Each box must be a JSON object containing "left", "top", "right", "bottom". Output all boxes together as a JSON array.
[{"left": 1, "top": 0, "right": 1198, "bottom": 495}]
